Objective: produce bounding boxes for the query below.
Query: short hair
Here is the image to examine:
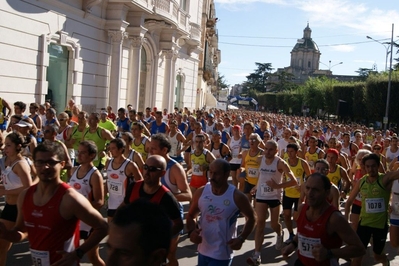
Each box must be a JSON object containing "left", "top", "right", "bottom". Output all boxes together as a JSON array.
[
  {"left": 118, "top": 108, "right": 126, "bottom": 113},
  {"left": 243, "top": 122, "right": 254, "bottom": 130},
  {"left": 121, "top": 132, "right": 134, "bottom": 142},
  {"left": 33, "top": 140, "right": 65, "bottom": 161},
  {"left": 151, "top": 133, "right": 171, "bottom": 153},
  {"left": 131, "top": 121, "right": 145, "bottom": 130},
  {"left": 308, "top": 173, "right": 332, "bottom": 191},
  {"left": 30, "top": 103, "right": 39, "bottom": 109},
  {"left": 155, "top": 111, "right": 162, "bottom": 116},
  {"left": 249, "top": 133, "right": 261, "bottom": 142},
  {"left": 79, "top": 111, "right": 89, "bottom": 119},
  {"left": 112, "top": 199, "right": 172, "bottom": 257},
  {"left": 266, "top": 139, "right": 278, "bottom": 149},
  {"left": 355, "top": 149, "right": 372, "bottom": 166},
  {"left": 90, "top": 112, "right": 100, "bottom": 121},
  {"left": 110, "top": 138, "right": 126, "bottom": 151},
  {"left": 315, "top": 159, "right": 330, "bottom": 169},
  {"left": 47, "top": 108, "right": 57, "bottom": 115},
  {"left": 79, "top": 140, "right": 98, "bottom": 155},
  {"left": 362, "top": 153, "right": 380, "bottom": 166},
  {"left": 45, "top": 123, "right": 59, "bottom": 133},
  {"left": 287, "top": 143, "right": 299, "bottom": 151},
  {"left": 14, "top": 101, "right": 26, "bottom": 111},
  {"left": 195, "top": 134, "right": 205, "bottom": 141}
]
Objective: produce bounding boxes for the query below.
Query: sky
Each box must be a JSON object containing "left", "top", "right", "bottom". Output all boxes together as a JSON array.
[{"left": 214, "top": 0, "right": 399, "bottom": 87}]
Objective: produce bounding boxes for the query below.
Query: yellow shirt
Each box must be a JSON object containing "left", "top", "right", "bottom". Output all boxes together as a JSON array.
[
  {"left": 132, "top": 135, "right": 149, "bottom": 162},
  {"left": 327, "top": 165, "right": 343, "bottom": 186},
  {"left": 284, "top": 158, "right": 305, "bottom": 198},
  {"left": 244, "top": 149, "right": 263, "bottom": 185},
  {"left": 305, "top": 147, "right": 321, "bottom": 169}
]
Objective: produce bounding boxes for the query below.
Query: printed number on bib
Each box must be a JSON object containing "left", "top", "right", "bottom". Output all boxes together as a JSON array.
[
  {"left": 365, "top": 198, "right": 385, "bottom": 213},
  {"left": 298, "top": 234, "right": 321, "bottom": 258},
  {"left": 260, "top": 183, "right": 273, "bottom": 196},
  {"left": 108, "top": 181, "right": 123, "bottom": 196},
  {"left": 247, "top": 168, "right": 259, "bottom": 178},
  {"left": 31, "top": 249, "right": 50, "bottom": 266}
]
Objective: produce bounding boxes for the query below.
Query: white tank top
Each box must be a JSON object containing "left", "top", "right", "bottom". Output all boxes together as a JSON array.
[
  {"left": 168, "top": 131, "right": 182, "bottom": 157},
  {"left": 198, "top": 183, "right": 239, "bottom": 260},
  {"left": 256, "top": 156, "right": 283, "bottom": 200},
  {"left": 386, "top": 147, "right": 399, "bottom": 162},
  {"left": 161, "top": 159, "right": 180, "bottom": 194},
  {"left": 69, "top": 165, "right": 97, "bottom": 199},
  {"left": 106, "top": 159, "right": 130, "bottom": 209},
  {"left": 0, "top": 158, "right": 27, "bottom": 190},
  {"left": 229, "top": 137, "right": 242, "bottom": 164},
  {"left": 340, "top": 143, "right": 351, "bottom": 156},
  {"left": 56, "top": 126, "right": 70, "bottom": 143},
  {"left": 69, "top": 165, "right": 97, "bottom": 232},
  {"left": 127, "top": 149, "right": 136, "bottom": 161},
  {"left": 391, "top": 180, "right": 399, "bottom": 220}
]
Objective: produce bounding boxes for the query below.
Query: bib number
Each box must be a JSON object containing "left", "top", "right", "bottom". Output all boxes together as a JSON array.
[
  {"left": 393, "top": 202, "right": 399, "bottom": 215},
  {"left": 298, "top": 234, "right": 321, "bottom": 258},
  {"left": 247, "top": 167, "right": 259, "bottom": 178},
  {"left": 365, "top": 198, "right": 385, "bottom": 213},
  {"left": 260, "top": 183, "right": 273, "bottom": 196},
  {"left": 31, "top": 249, "right": 50, "bottom": 266},
  {"left": 108, "top": 181, "right": 123, "bottom": 196}
]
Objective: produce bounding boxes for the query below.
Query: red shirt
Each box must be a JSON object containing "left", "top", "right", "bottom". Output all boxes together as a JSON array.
[
  {"left": 297, "top": 204, "right": 342, "bottom": 266},
  {"left": 22, "top": 183, "right": 80, "bottom": 265}
]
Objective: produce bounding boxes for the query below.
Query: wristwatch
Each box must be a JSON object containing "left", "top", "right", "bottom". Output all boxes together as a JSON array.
[{"left": 75, "top": 248, "right": 85, "bottom": 259}]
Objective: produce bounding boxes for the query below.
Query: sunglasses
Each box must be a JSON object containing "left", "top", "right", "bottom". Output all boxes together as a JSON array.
[
  {"left": 249, "top": 138, "right": 258, "bottom": 142},
  {"left": 373, "top": 147, "right": 381, "bottom": 150},
  {"left": 143, "top": 164, "right": 162, "bottom": 172},
  {"left": 34, "top": 159, "right": 62, "bottom": 167}
]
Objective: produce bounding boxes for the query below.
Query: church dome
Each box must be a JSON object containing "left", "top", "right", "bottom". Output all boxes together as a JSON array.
[{"left": 292, "top": 23, "right": 319, "bottom": 52}]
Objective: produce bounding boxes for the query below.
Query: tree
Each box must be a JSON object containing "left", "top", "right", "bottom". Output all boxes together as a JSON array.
[
  {"left": 355, "top": 68, "right": 376, "bottom": 81},
  {"left": 217, "top": 73, "right": 229, "bottom": 90},
  {"left": 245, "top": 62, "right": 274, "bottom": 92},
  {"left": 270, "top": 71, "right": 298, "bottom": 92}
]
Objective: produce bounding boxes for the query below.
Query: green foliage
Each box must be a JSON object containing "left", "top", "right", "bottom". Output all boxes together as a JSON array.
[
  {"left": 217, "top": 73, "right": 229, "bottom": 90},
  {"left": 253, "top": 70, "right": 399, "bottom": 124},
  {"left": 245, "top": 63, "right": 274, "bottom": 92}
]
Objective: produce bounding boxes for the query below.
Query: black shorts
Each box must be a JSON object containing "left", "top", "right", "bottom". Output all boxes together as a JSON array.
[
  {"left": 107, "top": 209, "right": 117, "bottom": 217},
  {"left": 0, "top": 203, "right": 18, "bottom": 222},
  {"left": 185, "top": 146, "right": 191, "bottom": 153},
  {"left": 255, "top": 199, "right": 281, "bottom": 208},
  {"left": 244, "top": 181, "right": 255, "bottom": 194},
  {"left": 356, "top": 222, "right": 388, "bottom": 255},
  {"left": 282, "top": 194, "right": 299, "bottom": 211},
  {"left": 351, "top": 204, "right": 361, "bottom": 215},
  {"left": 230, "top": 164, "right": 241, "bottom": 171},
  {"left": 97, "top": 162, "right": 104, "bottom": 171}
]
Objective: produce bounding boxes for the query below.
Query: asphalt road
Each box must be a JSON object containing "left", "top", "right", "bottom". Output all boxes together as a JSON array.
[{"left": 3, "top": 194, "right": 399, "bottom": 265}]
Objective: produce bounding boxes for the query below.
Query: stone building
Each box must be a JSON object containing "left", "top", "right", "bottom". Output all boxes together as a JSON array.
[{"left": 0, "top": 0, "right": 220, "bottom": 112}]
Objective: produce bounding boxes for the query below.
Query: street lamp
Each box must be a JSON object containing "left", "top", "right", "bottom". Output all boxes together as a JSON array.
[
  {"left": 366, "top": 35, "right": 390, "bottom": 71},
  {"left": 319, "top": 60, "right": 343, "bottom": 74}
]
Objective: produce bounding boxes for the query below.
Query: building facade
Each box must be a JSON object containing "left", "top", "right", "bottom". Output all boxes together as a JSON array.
[{"left": 0, "top": 0, "right": 220, "bottom": 112}]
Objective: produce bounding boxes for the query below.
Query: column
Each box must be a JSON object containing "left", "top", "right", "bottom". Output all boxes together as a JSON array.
[
  {"left": 127, "top": 37, "right": 144, "bottom": 110},
  {"left": 108, "top": 30, "right": 126, "bottom": 110},
  {"left": 162, "top": 50, "right": 174, "bottom": 110}
]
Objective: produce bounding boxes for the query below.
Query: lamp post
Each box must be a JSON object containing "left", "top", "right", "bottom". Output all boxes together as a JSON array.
[
  {"left": 366, "top": 35, "right": 390, "bottom": 71},
  {"left": 320, "top": 60, "right": 343, "bottom": 74},
  {"left": 384, "top": 24, "right": 394, "bottom": 130}
]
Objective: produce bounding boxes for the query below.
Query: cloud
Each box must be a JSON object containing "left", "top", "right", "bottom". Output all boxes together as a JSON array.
[{"left": 330, "top": 45, "right": 355, "bottom": 52}]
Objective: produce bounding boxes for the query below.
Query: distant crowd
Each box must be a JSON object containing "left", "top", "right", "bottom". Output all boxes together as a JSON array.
[{"left": 0, "top": 96, "right": 398, "bottom": 266}]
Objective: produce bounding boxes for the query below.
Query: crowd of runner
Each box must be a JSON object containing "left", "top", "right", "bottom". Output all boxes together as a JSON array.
[{"left": 0, "top": 96, "right": 398, "bottom": 265}]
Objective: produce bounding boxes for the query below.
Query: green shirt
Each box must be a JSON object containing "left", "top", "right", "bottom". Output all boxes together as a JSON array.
[{"left": 359, "top": 173, "right": 390, "bottom": 229}]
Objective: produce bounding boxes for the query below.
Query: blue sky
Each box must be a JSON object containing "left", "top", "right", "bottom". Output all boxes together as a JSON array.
[{"left": 214, "top": 0, "right": 399, "bottom": 86}]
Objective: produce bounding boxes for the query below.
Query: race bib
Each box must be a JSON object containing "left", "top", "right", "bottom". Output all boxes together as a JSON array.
[
  {"left": 247, "top": 167, "right": 259, "bottom": 178},
  {"left": 365, "top": 198, "right": 385, "bottom": 213},
  {"left": 260, "top": 183, "right": 273, "bottom": 196},
  {"left": 192, "top": 164, "right": 202, "bottom": 176},
  {"left": 108, "top": 180, "right": 123, "bottom": 196},
  {"left": 298, "top": 234, "right": 321, "bottom": 258},
  {"left": 30, "top": 249, "right": 50, "bottom": 266}
]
